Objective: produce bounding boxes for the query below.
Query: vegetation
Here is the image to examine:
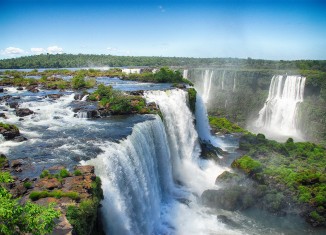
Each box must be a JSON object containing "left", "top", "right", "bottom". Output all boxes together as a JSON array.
[
  {"left": 0, "top": 122, "right": 19, "bottom": 132},
  {"left": 187, "top": 88, "right": 197, "bottom": 113},
  {"left": 235, "top": 132, "right": 326, "bottom": 225},
  {"left": 66, "top": 176, "right": 103, "bottom": 235},
  {"left": 208, "top": 116, "right": 247, "bottom": 134},
  {"left": 0, "top": 170, "right": 60, "bottom": 235},
  {"left": 88, "top": 84, "right": 149, "bottom": 114},
  {"left": 29, "top": 190, "right": 80, "bottom": 201},
  {"left": 1, "top": 54, "right": 326, "bottom": 71}
]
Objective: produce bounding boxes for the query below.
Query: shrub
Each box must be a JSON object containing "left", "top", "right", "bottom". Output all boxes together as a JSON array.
[
  {"left": 23, "top": 182, "right": 32, "bottom": 189},
  {"left": 232, "top": 155, "right": 262, "bottom": 174},
  {"left": 29, "top": 190, "right": 80, "bottom": 201},
  {"left": 40, "top": 170, "right": 50, "bottom": 178},
  {"left": 74, "top": 170, "right": 82, "bottom": 176},
  {"left": 59, "top": 168, "right": 70, "bottom": 178}
]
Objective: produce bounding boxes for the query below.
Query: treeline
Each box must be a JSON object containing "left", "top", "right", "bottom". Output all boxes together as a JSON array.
[{"left": 0, "top": 54, "right": 326, "bottom": 71}]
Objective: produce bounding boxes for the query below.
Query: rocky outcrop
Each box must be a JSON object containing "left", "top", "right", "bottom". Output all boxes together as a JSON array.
[
  {"left": 46, "top": 94, "right": 62, "bottom": 99},
  {"left": 15, "top": 108, "right": 34, "bottom": 117},
  {"left": 1, "top": 155, "right": 103, "bottom": 235},
  {"left": 199, "top": 140, "right": 226, "bottom": 162},
  {"left": 0, "top": 123, "right": 20, "bottom": 140},
  {"left": 26, "top": 85, "right": 39, "bottom": 93}
]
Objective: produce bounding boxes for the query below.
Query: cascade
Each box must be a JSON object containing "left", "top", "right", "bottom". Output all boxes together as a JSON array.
[
  {"left": 86, "top": 116, "right": 174, "bottom": 235},
  {"left": 233, "top": 72, "right": 237, "bottom": 92},
  {"left": 183, "top": 69, "right": 188, "bottom": 79},
  {"left": 202, "top": 70, "right": 213, "bottom": 103},
  {"left": 221, "top": 70, "right": 225, "bottom": 90},
  {"left": 255, "top": 75, "right": 306, "bottom": 138}
]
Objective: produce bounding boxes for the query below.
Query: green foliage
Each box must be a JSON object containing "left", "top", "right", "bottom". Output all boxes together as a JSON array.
[
  {"left": 187, "top": 88, "right": 197, "bottom": 113},
  {"left": 310, "top": 211, "right": 326, "bottom": 223},
  {"left": 71, "top": 73, "right": 86, "bottom": 89},
  {"left": 40, "top": 170, "right": 50, "bottom": 178},
  {"left": 23, "top": 181, "right": 32, "bottom": 189},
  {"left": 0, "top": 171, "right": 60, "bottom": 235},
  {"left": 232, "top": 155, "right": 262, "bottom": 174},
  {"left": 208, "top": 116, "right": 247, "bottom": 134},
  {"left": 29, "top": 190, "right": 80, "bottom": 201},
  {"left": 74, "top": 170, "right": 82, "bottom": 176},
  {"left": 59, "top": 168, "right": 70, "bottom": 178},
  {"left": 0, "top": 122, "right": 19, "bottom": 132}
]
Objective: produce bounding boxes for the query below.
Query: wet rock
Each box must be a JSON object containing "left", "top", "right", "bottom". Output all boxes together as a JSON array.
[
  {"left": 26, "top": 85, "right": 39, "bottom": 93},
  {"left": 146, "top": 102, "right": 158, "bottom": 110},
  {"left": 215, "top": 171, "right": 242, "bottom": 186},
  {"left": 17, "top": 87, "right": 24, "bottom": 91},
  {"left": 200, "top": 140, "right": 226, "bottom": 162},
  {"left": 0, "top": 153, "right": 9, "bottom": 168},
  {"left": 46, "top": 94, "right": 62, "bottom": 99},
  {"left": 11, "top": 159, "right": 23, "bottom": 168},
  {"left": 16, "top": 108, "right": 34, "bottom": 117},
  {"left": 217, "top": 215, "right": 242, "bottom": 228},
  {"left": 0, "top": 113, "right": 7, "bottom": 119},
  {"left": 74, "top": 93, "right": 88, "bottom": 100},
  {"left": 12, "top": 136, "right": 27, "bottom": 142},
  {"left": 129, "top": 90, "right": 144, "bottom": 96},
  {"left": 71, "top": 101, "right": 100, "bottom": 118},
  {"left": 0, "top": 87, "right": 3, "bottom": 93},
  {"left": 0, "top": 95, "right": 12, "bottom": 103},
  {"left": 0, "top": 124, "right": 20, "bottom": 140},
  {"left": 7, "top": 101, "right": 19, "bottom": 109},
  {"left": 15, "top": 167, "right": 23, "bottom": 172}
]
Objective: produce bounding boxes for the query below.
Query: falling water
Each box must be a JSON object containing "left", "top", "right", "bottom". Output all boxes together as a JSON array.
[
  {"left": 221, "top": 70, "right": 226, "bottom": 90},
  {"left": 255, "top": 75, "right": 306, "bottom": 139},
  {"left": 202, "top": 70, "right": 213, "bottom": 103},
  {"left": 233, "top": 72, "right": 237, "bottom": 92},
  {"left": 183, "top": 69, "right": 188, "bottom": 79}
]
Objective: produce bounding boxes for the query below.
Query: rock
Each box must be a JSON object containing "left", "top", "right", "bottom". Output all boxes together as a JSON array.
[
  {"left": 129, "top": 90, "right": 144, "bottom": 96},
  {"left": 0, "top": 113, "right": 7, "bottom": 119},
  {"left": 146, "top": 102, "right": 158, "bottom": 110},
  {"left": 172, "top": 83, "right": 187, "bottom": 89},
  {"left": 215, "top": 171, "right": 242, "bottom": 185},
  {"left": 10, "top": 182, "right": 27, "bottom": 197},
  {"left": 0, "top": 124, "right": 20, "bottom": 140},
  {"left": 35, "top": 178, "right": 62, "bottom": 190},
  {"left": 46, "top": 94, "right": 62, "bottom": 99},
  {"left": 15, "top": 108, "right": 34, "bottom": 117},
  {"left": 12, "top": 136, "right": 27, "bottom": 142},
  {"left": 0, "top": 95, "right": 12, "bottom": 103},
  {"left": 11, "top": 159, "right": 23, "bottom": 168},
  {"left": 52, "top": 215, "right": 73, "bottom": 235},
  {"left": 74, "top": 165, "right": 95, "bottom": 174},
  {"left": 217, "top": 215, "right": 242, "bottom": 228},
  {"left": 26, "top": 85, "right": 39, "bottom": 93},
  {"left": 0, "top": 153, "right": 9, "bottom": 168},
  {"left": 0, "top": 87, "right": 3, "bottom": 93},
  {"left": 17, "top": 87, "right": 24, "bottom": 91},
  {"left": 7, "top": 101, "right": 19, "bottom": 109},
  {"left": 200, "top": 140, "right": 226, "bottom": 162},
  {"left": 15, "top": 167, "right": 23, "bottom": 172},
  {"left": 74, "top": 93, "right": 88, "bottom": 100}
]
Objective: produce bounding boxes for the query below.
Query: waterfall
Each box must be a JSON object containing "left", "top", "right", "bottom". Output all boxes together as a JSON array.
[
  {"left": 233, "top": 72, "right": 237, "bottom": 92},
  {"left": 202, "top": 70, "right": 213, "bottom": 103},
  {"left": 221, "top": 70, "right": 225, "bottom": 90},
  {"left": 86, "top": 116, "right": 174, "bottom": 235},
  {"left": 255, "top": 75, "right": 306, "bottom": 139},
  {"left": 183, "top": 69, "right": 188, "bottom": 79},
  {"left": 195, "top": 94, "right": 225, "bottom": 149}
]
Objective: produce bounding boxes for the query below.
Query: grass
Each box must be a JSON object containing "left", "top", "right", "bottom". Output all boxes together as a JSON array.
[{"left": 29, "top": 190, "right": 80, "bottom": 201}]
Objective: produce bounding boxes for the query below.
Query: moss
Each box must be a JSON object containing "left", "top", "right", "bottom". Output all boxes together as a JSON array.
[
  {"left": 232, "top": 155, "right": 262, "bottom": 175},
  {"left": 208, "top": 116, "right": 247, "bottom": 134},
  {"left": 310, "top": 211, "right": 326, "bottom": 223},
  {"left": 0, "top": 122, "right": 19, "bottom": 131},
  {"left": 187, "top": 88, "right": 197, "bottom": 113}
]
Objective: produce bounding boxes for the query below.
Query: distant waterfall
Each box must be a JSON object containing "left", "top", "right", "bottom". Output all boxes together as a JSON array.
[
  {"left": 202, "top": 70, "right": 213, "bottom": 103},
  {"left": 255, "top": 75, "right": 306, "bottom": 138},
  {"left": 183, "top": 69, "right": 188, "bottom": 79}
]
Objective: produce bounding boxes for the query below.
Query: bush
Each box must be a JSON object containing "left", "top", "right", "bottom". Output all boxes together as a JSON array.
[
  {"left": 71, "top": 74, "right": 86, "bottom": 89},
  {"left": 232, "top": 155, "right": 262, "bottom": 174},
  {"left": 23, "top": 182, "right": 32, "bottom": 189},
  {"left": 59, "top": 168, "right": 70, "bottom": 178},
  {"left": 74, "top": 170, "right": 82, "bottom": 176},
  {"left": 29, "top": 190, "right": 80, "bottom": 201},
  {"left": 40, "top": 170, "right": 50, "bottom": 178}
]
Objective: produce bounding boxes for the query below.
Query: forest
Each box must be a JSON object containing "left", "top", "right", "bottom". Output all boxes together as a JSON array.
[{"left": 0, "top": 54, "right": 326, "bottom": 71}]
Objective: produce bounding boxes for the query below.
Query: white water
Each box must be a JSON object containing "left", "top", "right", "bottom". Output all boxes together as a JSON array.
[
  {"left": 255, "top": 75, "right": 306, "bottom": 139},
  {"left": 183, "top": 69, "right": 188, "bottom": 79},
  {"left": 202, "top": 70, "right": 213, "bottom": 103},
  {"left": 195, "top": 94, "right": 225, "bottom": 150}
]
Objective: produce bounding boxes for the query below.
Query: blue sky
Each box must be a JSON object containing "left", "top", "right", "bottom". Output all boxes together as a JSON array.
[{"left": 1, "top": 0, "right": 326, "bottom": 60}]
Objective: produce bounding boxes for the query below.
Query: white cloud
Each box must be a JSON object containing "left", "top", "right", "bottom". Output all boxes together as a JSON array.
[
  {"left": 31, "top": 47, "right": 46, "bottom": 54},
  {"left": 47, "top": 45, "right": 63, "bottom": 54},
  {"left": 4, "top": 47, "right": 24, "bottom": 55}
]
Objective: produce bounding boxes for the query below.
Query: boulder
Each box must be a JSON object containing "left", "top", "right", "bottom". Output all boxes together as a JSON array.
[
  {"left": 7, "top": 101, "right": 19, "bottom": 109},
  {"left": 17, "top": 87, "right": 24, "bottom": 91},
  {"left": 26, "top": 85, "right": 39, "bottom": 93},
  {"left": 0, "top": 87, "right": 3, "bottom": 93},
  {"left": 200, "top": 140, "right": 226, "bottom": 162},
  {"left": 0, "top": 124, "right": 20, "bottom": 140},
  {"left": 129, "top": 90, "right": 144, "bottom": 96},
  {"left": 46, "top": 94, "right": 62, "bottom": 99},
  {"left": 0, "top": 95, "right": 12, "bottom": 103},
  {"left": 0, "top": 113, "right": 7, "bottom": 119},
  {"left": 217, "top": 215, "right": 242, "bottom": 228},
  {"left": 11, "top": 159, "right": 23, "bottom": 168},
  {"left": 16, "top": 108, "right": 34, "bottom": 117},
  {"left": 215, "top": 171, "right": 242, "bottom": 186},
  {"left": 12, "top": 136, "right": 27, "bottom": 142}
]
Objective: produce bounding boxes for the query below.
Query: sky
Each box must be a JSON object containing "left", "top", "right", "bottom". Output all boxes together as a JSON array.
[{"left": 1, "top": 0, "right": 326, "bottom": 60}]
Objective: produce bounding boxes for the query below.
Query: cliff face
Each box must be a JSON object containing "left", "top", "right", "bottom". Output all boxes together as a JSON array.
[{"left": 1, "top": 154, "right": 104, "bottom": 235}]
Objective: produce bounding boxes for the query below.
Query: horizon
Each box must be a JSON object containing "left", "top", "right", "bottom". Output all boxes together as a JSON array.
[{"left": 1, "top": 0, "right": 326, "bottom": 60}]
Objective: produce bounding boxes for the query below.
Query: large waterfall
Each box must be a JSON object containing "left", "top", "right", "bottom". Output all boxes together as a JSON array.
[
  {"left": 85, "top": 89, "right": 229, "bottom": 235},
  {"left": 202, "top": 70, "right": 214, "bottom": 103},
  {"left": 255, "top": 75, "right": 306, "bottom": 139}
]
